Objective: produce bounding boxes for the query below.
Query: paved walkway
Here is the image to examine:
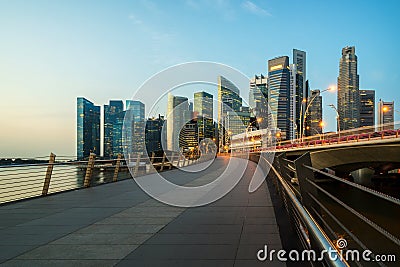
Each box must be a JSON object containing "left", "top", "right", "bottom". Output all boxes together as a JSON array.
[{"left": 0, "top": 157, "right": 284, "bottom": 266}]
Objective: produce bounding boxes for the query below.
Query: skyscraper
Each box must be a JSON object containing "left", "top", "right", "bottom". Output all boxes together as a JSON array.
[
  {"left": 103, "top": 100, "right": 124, "bottom": 158},
  {"left": 194, "top": 91, "right": 214, "bottom": 142},
  {"left": 125, "top": 100, "right": 145, "bottom": 155},
  {"left": 194, "top": 91, "right": 213, "bottom": 119},
  {"left": 218, "top": 76, "right": 242, "bottom": 150},
  {"left": 249, "top": 74, "right": 268, "bottom": 124},
  {"left": 359, "top": 90, "right": 375, "bottom": 127},
  {"left": 179, "top": 119, "right": 199, "bottom": 152},
  {"left": 112, "top": 111, "right": 125, "bottom": 156},
  {"left": 77, "top": 97, "right": 100, "bottom": 160},
  {"left": 268, "top": 56, "right": 290, "bottom": 140},
  {"left": 377, "top": 99, "right": 394, "bottom": 131},
  {"left": 307, "top": 90, "right": 323, "bottom": 136},
  {"left": 337, "top": 46, "right": 360, "bottom": 130},
  {"left": 167, "top": 94, "right": 190, "bottom": 151},
  {"left": 292, "top": 49, "right": 308, "bottom": 139},
  {"left": 145, "top": 115, "right": 164, "bottom": 154}
]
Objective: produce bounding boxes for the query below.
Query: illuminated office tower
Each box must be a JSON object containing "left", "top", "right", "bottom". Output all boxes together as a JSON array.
[
  {"left": 337, "top": 46, "right": 360, "bottom": 130},
  {"left": 145, "top": 115, "right": 164, "bottom": 154},
  {"left": 167, "top": 93, "right": 190, "bottom": 151},
  {"left": 218, "top": 76, "right": 242, "bottom": 150},
  {"left": 359, "top": 89, "right": 375, "bottom": 127},
  {"left": 194, "top": 91, "right": 213, "bottom": 119},
  {"left": 194, "top": 91, "right": 214, "bottom": 141},
  {"left": 77, "top": 97, "right": 100, "bottom": 160},
  {"left": 249, "top": 74, "right": 268, "bottom": 129},
  {"left": 307, "top": 90, "right": 323, "bottom": 136},
  {"left": 103, "top": 100, "right": 124, "bottom": 158},
  {"left": 268, "top": 56, "right": 290, "bottom": 140},
  {"left": 377, "top": 99, "right": 394, "bottom": 131}
]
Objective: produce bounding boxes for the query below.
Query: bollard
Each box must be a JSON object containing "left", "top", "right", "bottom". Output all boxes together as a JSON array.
[
  {"left": 133, "top": 154, "right": 141, "bottom": 177},
  {"left": 84, "top": 153, "right": 96, "bottom": 188},
  {"left": 160, "top": 152, "right": 166, "bottom": 171},
  {"left": 113, "top": 153, "right": 122, "bottom": 182},
  {"left": 42, "top": 152, "right": 56, "bottom": 196}
]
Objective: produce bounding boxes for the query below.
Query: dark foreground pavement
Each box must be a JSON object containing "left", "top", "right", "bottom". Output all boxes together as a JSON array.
[{"left": 0, "top": 157, "right": 290, "bottom": 267}]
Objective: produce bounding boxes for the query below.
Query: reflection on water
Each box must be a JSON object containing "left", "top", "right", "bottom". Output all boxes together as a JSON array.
[{"left": 0, "top": 166, "right": 132, "bottom": 204}]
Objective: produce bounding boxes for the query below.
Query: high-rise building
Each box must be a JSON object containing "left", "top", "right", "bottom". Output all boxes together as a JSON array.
[
  {"left": 179, "top": 119, "right": 199, "bottom": 152},
  {"left": 292, "top": 49, "right": 308, "bottom": 139},
  {"left": 359, "top": 90, "right": 375, "bottom": 127},
  {"left": 145, "top": 115, "right": 164, "bottom": 154},
  {"left": 307, "top": 90, "right": 323, "bottom": 136},
  {"left": 377, "top": 99, "right": 394, "bottom": 131},
  {"left": 77, "top": 97, "right": 100, "bottom": 160},
  {"left": 103, "top": 100, "right": 124, "bottom": 158},
  {"left": 125, "top": 100, "right": 145, "bottom": 155},
  {"left": 249, "top": 74, "right": 268, "bottom": 126},
  {"left": 268, "top": 56, "right": 290, "bottom": 140},
  {"left": 194, "top": 91, "right": 213, "bottom": 119},
  {"left": 337, "top": 46, "right": 360, "bottom": 130},
  {"left": 167, "top": 94, "right": 190, "bottom": 151},
  {"left": 224, "top": 109, "right": 252, "bottom": 151},
  {"left": 218, "top": 76, "right": 242, "bottom": 150},
  {"left": 112, "top": 111, "right": 125, "bottom": 156}
]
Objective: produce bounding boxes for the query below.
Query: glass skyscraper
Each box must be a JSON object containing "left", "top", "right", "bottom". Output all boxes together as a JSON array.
[
  {"left": 77, "top": 97, "right": 100, "bottom": 160},
  {"left": 292, "top": 49, "right": 308, "bottom": 139},
  {"left": 249, "top": 74, "right": 268, "bottom": 129},
  {"left": 359, "top": 89, "right": 375, "bottom": 127},
  {"left": 125, "top": 100, "right": 145, "bottom": 155},
  {"left": 377, "top": 99, "right": 394, "bottom": 131},
  {"left": 103, "top": 100, "right": 124, "bottom": 158},
  {"left": 194, "top": 91, "right": 213, "bottom": 119},
  {"left": 166, "top": 94, "right": 190, "bottom": 151},
  {"left": 337, "top": 46, "right": 360, "bottom": 130},
  {"left": 308, "top": 90, "right": 323, "bottom": 136},
  {"left": 268, "top": 56, "right": 290, "bottom": 140},
  {"left": 194, "top": 91, "right": 214, "bottom": 142},
  {"left": 145, "top": 115, "right": 164, "bottom": 154},
  {"left": 218, "top": 75, "right": 242, "bottom": 151}
]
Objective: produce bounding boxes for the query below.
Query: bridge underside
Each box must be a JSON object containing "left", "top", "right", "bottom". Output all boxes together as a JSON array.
[{"left": 309, "top": 144, "right": 400, "bottom": 173}]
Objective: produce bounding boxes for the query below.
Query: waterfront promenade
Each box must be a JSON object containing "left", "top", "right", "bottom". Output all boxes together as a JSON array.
[{"left": 0, "top": 157, "right": 286, "bottom": 266}]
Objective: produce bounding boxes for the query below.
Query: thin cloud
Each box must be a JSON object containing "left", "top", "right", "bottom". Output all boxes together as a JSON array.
[
  {"left": 128, "top": 14, "right": 142, "bottom": 25},
  {"left": 242, "top": 1, "right": 271, "bottom": 16}
]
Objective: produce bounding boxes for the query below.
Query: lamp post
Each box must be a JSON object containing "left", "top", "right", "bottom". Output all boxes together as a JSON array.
[
  {"left": 328, "top": 104, "right": 341, "bottom": 138},
  {"left": 300, "top": 86, "right": 334, "bottom": 142}
]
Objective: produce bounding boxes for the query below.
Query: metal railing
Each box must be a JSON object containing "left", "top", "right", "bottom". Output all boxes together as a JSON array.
[
  {"left": 0, "top": 151, "right": 211, "bottom": 204},
  {"left": 258, "top": 151, "right": 400, "bottom": 266}
]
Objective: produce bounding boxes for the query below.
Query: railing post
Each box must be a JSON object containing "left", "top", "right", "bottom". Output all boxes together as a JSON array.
[
  {"left": 169, "top": 152, "right": 175, "bottom": 170},
  {"left": 42, "top": 152, "right": 56, "bottom": 196},
  {"left": 160, "top": 152, "right": 166, "bottom": 172},
  {"left": 84, "top": 153, "right": 96, "bottom": 188},
  {"left": 134, "top": 153, "right": 141, "bottom": 177},
  {"left": 177, "top": 153, "right": 182, "bottom": 167},
  {"left": 113, "top": 153, "right": 122, "bottom": 182}
]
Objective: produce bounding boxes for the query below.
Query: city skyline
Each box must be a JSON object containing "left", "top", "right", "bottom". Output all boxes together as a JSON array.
[{"left": 1, "top": 1, "right": 400, "bottom": 157}]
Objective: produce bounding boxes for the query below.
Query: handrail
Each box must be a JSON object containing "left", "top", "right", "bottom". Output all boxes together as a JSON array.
[
  {"left": 260, "top": 156, "right": 348, "bottom": 267},
  {"left": 303, "top": 165, "right": 400, "bottom": 206}
]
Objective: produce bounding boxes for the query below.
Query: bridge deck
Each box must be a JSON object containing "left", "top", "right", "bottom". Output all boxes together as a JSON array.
[{"left": 0, "top": 157, "right": 285, "bottom": 267}]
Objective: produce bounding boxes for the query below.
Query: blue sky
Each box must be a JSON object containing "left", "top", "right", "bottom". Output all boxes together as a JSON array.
[{"left": 0, "top": 0, "right": 399, "bottom": 157}]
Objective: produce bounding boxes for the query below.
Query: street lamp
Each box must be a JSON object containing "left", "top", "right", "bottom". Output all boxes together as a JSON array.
[
  {"left": 328, "top": 104, "right": 341, "bottom": 138},
  {"left": 300, "top": 86, "right": 335, "bottom": 141}
]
